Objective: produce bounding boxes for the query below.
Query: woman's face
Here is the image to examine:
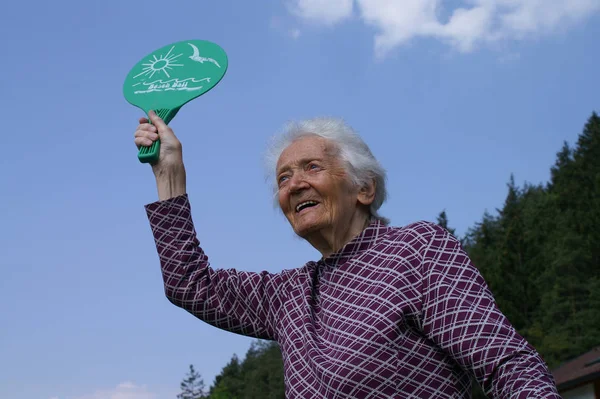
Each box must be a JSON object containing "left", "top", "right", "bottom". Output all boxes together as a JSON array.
[{"left": 276, "top": 136, "right": 362, "bottom": 239}]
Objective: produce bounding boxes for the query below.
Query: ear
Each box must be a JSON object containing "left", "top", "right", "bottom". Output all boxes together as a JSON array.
[{"left": 357, "top": 179, "right": 376, "bottom": 206}]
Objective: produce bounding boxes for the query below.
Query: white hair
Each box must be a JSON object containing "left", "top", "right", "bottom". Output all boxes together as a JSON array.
[{"left": 264, "top": 117, "right": 389, "bottom": 225}]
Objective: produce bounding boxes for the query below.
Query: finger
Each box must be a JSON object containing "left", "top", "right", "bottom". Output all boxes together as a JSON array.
[
  {"left": 138, "top": 117, "right": 149, "bottom": 124},
  {"left": 137, "top": 123, "right": 157, "bottom": 133},
  {"left": 148, "top": 110, "right": 169, "bottom": 131},
  {"left": 134, "top": 130, "right": 159, "bottom": 140},
  {"left": 134, "top": 137, "right": 154, "bottom": 148}
]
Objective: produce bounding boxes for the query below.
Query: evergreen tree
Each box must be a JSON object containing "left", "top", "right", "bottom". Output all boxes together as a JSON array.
[
  {"left": 208, "top": 354, "right": 243, "bottom": 399},
  {"left": 240, "top": 340, "right": 285, "bottom": 399},
  {"left": 533, "top": 112, "right": 600, "bottom": 366},
  {"left": 178, "top": 364, "right": 206, "bottom": 399},
  {"left": 492, "top": 175, "right": 532, "bottom": 330},
  {"left": 205, "top": 340, "right": 284, "bottom": 399},
  {"left": 436, "top": 209, "right": 457, "bottom": 236},
  {"left": 462, "top": 112, "right": 600, "bottom": 386}
]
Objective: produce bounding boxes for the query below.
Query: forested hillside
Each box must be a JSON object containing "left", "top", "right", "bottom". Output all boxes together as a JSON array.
[{"left": 179, "top": 112, "right": 600, "bottom": 399}]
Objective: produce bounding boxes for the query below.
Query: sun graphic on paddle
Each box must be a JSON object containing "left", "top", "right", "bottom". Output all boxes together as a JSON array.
[{"left": 133, "top": 46, "right": 184, "bottom": 79}]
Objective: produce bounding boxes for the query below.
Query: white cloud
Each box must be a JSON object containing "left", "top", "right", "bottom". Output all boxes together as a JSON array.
[
  {"left": 288, "top": 0, "right": 354, "bottom": 25},
  {"left": 269, "top": 15, "right": 303, "bottom": 40},
  {"left": 288, "top": 0, "right": 600, "bottom": 56},
  {"left": 73, "top": 382, "right": 157, "bottom": 399},
  {"left": 290, "top": 28, "right": 302, "bottom": 39}
]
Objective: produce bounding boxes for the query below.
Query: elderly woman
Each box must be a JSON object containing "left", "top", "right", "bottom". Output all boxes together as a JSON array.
[{"left": 134, "top": 111, "right": 560, "bottom": 398}]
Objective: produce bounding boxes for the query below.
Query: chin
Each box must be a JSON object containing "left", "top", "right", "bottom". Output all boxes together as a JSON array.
[
  {"left": 293, "top": 225, "right": 312, "bottom": 238},
  {"left": 292, "top": 221, "right": 324, "bottom": 239}
]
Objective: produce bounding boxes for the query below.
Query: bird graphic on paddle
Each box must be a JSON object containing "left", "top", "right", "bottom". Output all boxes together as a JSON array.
[{"left": 188, "top": 43, "right": 221, "bottom": 68}]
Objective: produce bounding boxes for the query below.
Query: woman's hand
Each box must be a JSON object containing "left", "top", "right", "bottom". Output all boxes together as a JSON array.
[
  {"left": 134, "top": 110, "right": 183, "bottom": 172},
  {"left": 134, "top": 111, "right": 187, "bottom": 200}
]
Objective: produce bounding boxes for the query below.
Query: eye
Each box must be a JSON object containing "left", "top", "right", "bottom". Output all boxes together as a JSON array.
[
  {"left": 307, "top": 163, "right": 321, "bottom": 171},
  {"left": 278, "top": 175, "right": 289, "bottom": 186}
]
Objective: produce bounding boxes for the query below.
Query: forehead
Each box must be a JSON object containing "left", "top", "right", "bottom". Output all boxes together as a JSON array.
[{"left": 276, "top": 135, "right": 336, "bottom": 170}]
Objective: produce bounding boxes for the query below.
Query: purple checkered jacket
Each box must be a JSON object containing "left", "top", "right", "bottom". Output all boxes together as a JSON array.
[{"left": 145, "top": 194, "right": 560, "bottom": 398}]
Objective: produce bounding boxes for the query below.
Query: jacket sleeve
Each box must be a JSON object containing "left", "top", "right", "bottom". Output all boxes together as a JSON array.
[
  {"left": 419, "top": 223, "right": 561, "bottom": 399},
  {"left": 144, "top": 194, "right": 289, "bottom": 340}
]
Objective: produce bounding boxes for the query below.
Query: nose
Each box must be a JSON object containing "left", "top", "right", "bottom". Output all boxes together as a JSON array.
[{"left": 288, "top": 172, "right": 309, "bottom": 193}]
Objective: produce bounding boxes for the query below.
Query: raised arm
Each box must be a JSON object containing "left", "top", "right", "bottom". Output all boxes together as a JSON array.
[
  {"left": 145, "top": 195, "right": 286, "bottom": 339},
  {"left": 136, "top": 112, "right": 288, "bottom": 340},
  {"left": 419, "top": 223, "right": 560, "bottom": 399}
]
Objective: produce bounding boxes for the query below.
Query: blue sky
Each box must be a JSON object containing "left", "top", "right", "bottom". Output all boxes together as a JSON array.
[{"left": 1, "top": 0, "right": 599, "bottom": 398}]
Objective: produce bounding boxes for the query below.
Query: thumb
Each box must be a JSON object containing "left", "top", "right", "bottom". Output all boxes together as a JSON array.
[
  {"left": 148, "top": 111, "right": 180, "bottom": 149},
  {"left": 148, "top": 110, "right": 171, "bottom": 133}
]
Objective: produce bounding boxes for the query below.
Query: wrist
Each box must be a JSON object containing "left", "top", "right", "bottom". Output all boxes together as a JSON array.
[{"left": 154, "top": 163, "right": 187, "bottom": 201}]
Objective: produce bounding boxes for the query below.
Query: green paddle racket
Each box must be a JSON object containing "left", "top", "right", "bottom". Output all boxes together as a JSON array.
[{"left": 123, "top": 39, "right": 228, "bottom": 164}]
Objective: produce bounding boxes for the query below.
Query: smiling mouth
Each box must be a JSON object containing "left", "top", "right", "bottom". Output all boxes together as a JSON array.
[{"left": 295, "top": 200, "right": 319, "bottom": 213}]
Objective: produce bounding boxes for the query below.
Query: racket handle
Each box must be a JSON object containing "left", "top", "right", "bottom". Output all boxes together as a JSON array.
[
  {"left": 138, "top": 139, "right": 161, "bottom": 164},
  {"left": 137, "top": 108, "right": 180, "bottom": 164}
]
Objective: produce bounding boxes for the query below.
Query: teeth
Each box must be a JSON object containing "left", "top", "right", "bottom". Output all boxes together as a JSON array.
[{"left": 296, "top": 201, "right": 318, "bottom": 212}]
